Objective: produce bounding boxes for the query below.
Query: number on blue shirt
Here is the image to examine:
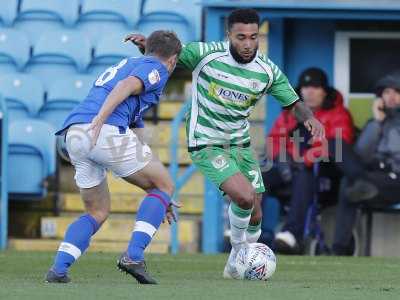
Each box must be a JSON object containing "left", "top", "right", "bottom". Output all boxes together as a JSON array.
[{"left": 95, "top": 59, "right": 128, "bottom": 87}]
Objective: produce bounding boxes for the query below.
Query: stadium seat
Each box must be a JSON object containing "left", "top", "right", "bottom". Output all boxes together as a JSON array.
[
  {"left": 88, "top": 31, "right": 143, "bottom": 77},
  {"left": 137, "top": 17, "right": 192, "bottom": 44},
  {"left": 80, "top": 0, "right": 141, "bottom": 27},
  {"left": 0, "top": 28, "right": 30, "bottom": 71},
  {"left": 8, "top": 118, "right": 56, "bottom": 199},
  {"left": 143, "top": 0, "right": 202, "bottom": 40},
  {"left": 39, "top": 75, "right": 93, "bottom": 129},
  {"left": 14, "top": 0, "right": 80, "bottom": 43},
  {"left": 78, "top": 0, "right": 141, "bottom": 43},
  {"left": 19, "top": 0, "right": 80, "bottom": 26},
  {"left": 25, "top": 30, "right": 91, "bottom": 90},
  {"left": 0, "top": 0, "right": 18, "bottom": 26},
  {"left": 0, "top": 73, "right": 44, "bottom": 122},
  {"left": 92, "top": 32, "right": 143, "bottom": 65}
]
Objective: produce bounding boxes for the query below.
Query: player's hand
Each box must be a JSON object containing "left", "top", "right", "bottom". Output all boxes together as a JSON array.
[
  {"left": 304, "top": 117, "right": 325, "bottom": 141},
  {"left": 124, "top": 33, "right": 146, "bottom": 54},
  {"left": 87, "top": 115, "right": 105, "bottom": 147},
  {"left": 164, "top": 200, "right": 182, "bottom": 225}
]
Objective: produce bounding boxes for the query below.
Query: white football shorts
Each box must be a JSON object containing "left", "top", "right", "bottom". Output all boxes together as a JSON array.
[{"left": 65, "top": 123, "right": 152, "bottom": 189}]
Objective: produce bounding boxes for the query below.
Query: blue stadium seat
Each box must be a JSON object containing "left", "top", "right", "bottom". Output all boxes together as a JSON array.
[
  {"left": 93, "top": 32, "right": 143, "bottom": 65},
  {"left": 137, "top": 17, "right": 192, "bottom": 44},
  {"left": 0, "top": 0, "right": 18, "bottom": 26},
  {"left": 143, "top": 0, "right": 202, "bottom": 40},
  {"left": 78, "top": 0, "right": 141, "bottom": 43},
  {"left": 0, "top": 28, "right": 30, "bottom": 71},
  {"left": 14, "top": 0, "right": 80, "bottom": 43},
  {"left": 25, "top": 30, "right": 91, "bottom": 90},
  {"left": 88, "top": 32, "right": 143, "bottom": 77},
  {"left": 8, "top": 118, "right": 56, "bottom": 199},
  {"left": 80, "top": 0, "right": 141, "bottom": 27},
  {"left": 14, "top": 20, "right": 64, "bottom": 45},
  {"left": 39, "top": 75, "right": 94, "bottom": 129},
  {"left": 0, "top": 73, "right": 44, "bottom": 122},
  {"left": 19, "top": 0, "right": 80, "bottom": 26}
]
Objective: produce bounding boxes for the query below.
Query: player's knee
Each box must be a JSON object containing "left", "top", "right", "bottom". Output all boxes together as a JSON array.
[{"left": 235, "top": 189, "right": 256, "bottom": 210}]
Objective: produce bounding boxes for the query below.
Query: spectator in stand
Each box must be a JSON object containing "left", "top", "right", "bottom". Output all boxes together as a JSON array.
[
  {"left": 332, "top": 71, "right": 400, "bottom": 255},
  {"left": 262, "top": 67, "right": 355, "bottom": 254}
]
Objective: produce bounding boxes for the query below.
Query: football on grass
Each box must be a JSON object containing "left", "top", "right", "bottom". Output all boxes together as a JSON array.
[{"left": 235, "top": 243, "right": 277, "bottom": 281}]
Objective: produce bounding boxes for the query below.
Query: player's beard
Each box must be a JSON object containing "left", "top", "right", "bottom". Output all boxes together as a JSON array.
[{"left": 229, "top": 43, "right": 258, "bottom": 64}]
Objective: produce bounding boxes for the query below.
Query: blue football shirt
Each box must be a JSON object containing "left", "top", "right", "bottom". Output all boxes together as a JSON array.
[{"left": 57, "top": 56, "right": 169, "bottom": 134}]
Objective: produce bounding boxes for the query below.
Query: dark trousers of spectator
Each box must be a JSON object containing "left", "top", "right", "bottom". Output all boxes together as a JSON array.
[
  {"left": 281, "top": 167, "right": 314, "bottom": 240},
  {"left": 260, "top": 165, "right": 288, "bottom": 245},
  {"left": 280, "top": 140, "right": 364, "bottom": 242},
  {"left": 332, "top": 171, "right": 400, "bottom": 255}
]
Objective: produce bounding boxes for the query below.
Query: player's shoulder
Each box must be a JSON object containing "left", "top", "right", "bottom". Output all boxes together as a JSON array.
[
  {"left": 129, "top": 55, "right": 159, "bottom": 65},
  {"left": 256, "top": 53, "right": 276, "bottom": 67},
  {"left": 256, "top": 54, "right": 283, "bottom": 80},
  {"left": 202, "top": 41, "right": 228, "bottom": 53},
  {"left": 127, "top": 56, "right": 168, "bottom": 85},
  {"left": 130, "top": 56, "right": 167, "bottom": 72},
  {"left": 185, "top": 41, "right": 228, "bottom": 56}
]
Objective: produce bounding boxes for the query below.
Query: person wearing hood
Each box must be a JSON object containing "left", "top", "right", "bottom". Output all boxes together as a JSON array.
[
  {"left": 262, "top": 68, "right": 356, "bottom": 254},
  {"left": 332, "top": 71, "right": 400, "bottom": 255}
]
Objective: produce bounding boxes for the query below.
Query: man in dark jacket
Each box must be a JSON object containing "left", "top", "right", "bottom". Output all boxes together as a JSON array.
[
  {"left": 262, "top": 68, "right": 356, "bottom": 253},
  {"left": 332, "top": 71, "right": 400, "bottom": 255}
]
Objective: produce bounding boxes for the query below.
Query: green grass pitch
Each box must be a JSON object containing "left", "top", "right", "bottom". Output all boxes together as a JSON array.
[{"left": 0, "top": 251, "right": 398, "bottom": 300}]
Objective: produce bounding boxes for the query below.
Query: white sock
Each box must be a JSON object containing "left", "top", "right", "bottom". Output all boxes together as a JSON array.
[
  {"left": 228, "top": 203, "right": 252, "bottom": 251},
  {"left": 246, "top": 228, "right": 261, "bottom": 244}
]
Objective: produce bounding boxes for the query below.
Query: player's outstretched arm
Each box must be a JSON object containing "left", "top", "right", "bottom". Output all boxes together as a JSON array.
[
  {"left": 125, "top": 33, "right": 207, "bottom": 71},
  {"left": 291, "top": 101, "right": 325, "bottom": 140},
  {"left": 89, "top": 77, "right": 144, "bottom": 145},
  {"left": 266, "top": 58, "right": 325, "bottom": 140}
]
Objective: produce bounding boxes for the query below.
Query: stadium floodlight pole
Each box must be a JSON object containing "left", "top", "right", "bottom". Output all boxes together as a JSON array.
[{"left": 0, "top": 95, "right": 9, "bottom": 250}]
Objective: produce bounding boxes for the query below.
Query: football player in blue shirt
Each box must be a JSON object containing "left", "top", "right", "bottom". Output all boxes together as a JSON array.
[{"left": 45, "top": 31, "right": 182, "bottom": 284}]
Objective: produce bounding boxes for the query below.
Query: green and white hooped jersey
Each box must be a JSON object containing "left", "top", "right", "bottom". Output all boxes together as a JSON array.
[{"left": 178, "top": 41, "right": 299, "bottom": 148}]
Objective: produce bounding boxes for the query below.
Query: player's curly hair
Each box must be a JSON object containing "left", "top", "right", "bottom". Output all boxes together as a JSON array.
[
  {"left": 145, "top": 30, "right": 182, "bottom": 60},
  {"left": 227, "top": 8, "right": 260, "bottom": 30}
]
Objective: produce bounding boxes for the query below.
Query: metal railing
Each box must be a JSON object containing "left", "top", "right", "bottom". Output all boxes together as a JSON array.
[
  {"left": 168, "top": 99, "right": 196, "bottom": 254},
  {"left": 168, "top": 99, "right": 224, "bottom": 254},
  {"left": 0, "top": 94, "right": 9, "bottom": 250}
]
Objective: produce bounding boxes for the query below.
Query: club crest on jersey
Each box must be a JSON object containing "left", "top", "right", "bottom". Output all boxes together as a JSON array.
[
  {"left": 249, "top": 79, "right": 261, "bottom": 92},
  {"left": 148, "top": 69, "right": 160, "bottom": 85}
]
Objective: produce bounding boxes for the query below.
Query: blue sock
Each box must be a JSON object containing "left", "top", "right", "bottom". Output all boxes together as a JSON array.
[
  {"left": 128, "top": 189, "right": 171, "bottom": 262},
  {"left": 52, "top": 214, "right": 100, "bottom": 275}
]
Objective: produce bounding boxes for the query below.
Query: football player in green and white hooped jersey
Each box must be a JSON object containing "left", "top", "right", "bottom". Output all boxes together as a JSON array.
[{"left": 126, "top": 9, "right": 324, "bottom": 279}]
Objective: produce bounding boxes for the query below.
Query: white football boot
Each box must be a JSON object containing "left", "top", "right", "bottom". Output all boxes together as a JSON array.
[{"left": 223, "top": 241, "right": 247, "bottom": 279}]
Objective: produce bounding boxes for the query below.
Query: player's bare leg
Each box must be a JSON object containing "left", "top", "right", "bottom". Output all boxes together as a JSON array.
[
  {"left": 246, "top": 193, "right": 263, "bottom": 243},
  {"left": 220, "top": 173, "right": 256, "bottom": 279},
  {"left": 46, "top": 179, "right": 111, "bottom": 283},
  {"left": 116, "top": 158, "right": 176, "bottom": 284},
  {"left": 80, "top": 179, "right": 111, "bottom": 225}
]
